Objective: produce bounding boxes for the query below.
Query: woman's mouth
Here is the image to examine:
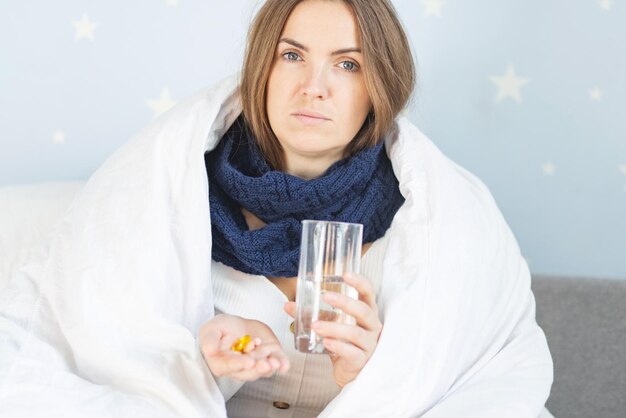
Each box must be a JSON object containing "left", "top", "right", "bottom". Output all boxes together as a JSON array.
[{"left": 292, "top": 110, "right": 331, "bottom": 126}]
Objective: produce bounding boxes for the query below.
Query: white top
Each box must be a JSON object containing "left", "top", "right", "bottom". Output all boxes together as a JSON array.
[{"left": 211, "top": 231, "right": 391, "bottom": 418}]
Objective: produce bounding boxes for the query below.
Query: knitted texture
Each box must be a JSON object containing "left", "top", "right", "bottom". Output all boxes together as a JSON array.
[{"left": 205, "top": 116, "right": 405, "bottom": 277}]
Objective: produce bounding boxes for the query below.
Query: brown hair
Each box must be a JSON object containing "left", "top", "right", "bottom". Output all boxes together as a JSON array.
[{"left": 240, "top": 0, "right": 416, "bottom": 171}]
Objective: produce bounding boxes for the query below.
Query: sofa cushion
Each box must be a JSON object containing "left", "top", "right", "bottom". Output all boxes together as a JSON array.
[{"left": 532, "top": 275, "right": 626, "bottom": 418}]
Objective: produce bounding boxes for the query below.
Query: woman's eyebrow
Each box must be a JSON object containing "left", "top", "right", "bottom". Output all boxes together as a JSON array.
[{"left": 278, "top": 37, "right": 362, "bottom": 55}]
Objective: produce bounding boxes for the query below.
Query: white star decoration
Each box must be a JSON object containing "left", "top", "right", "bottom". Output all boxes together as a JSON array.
[
  {"left": 598, "top": 0, "right": 613, "bottom": 11},
  {"left": 146, "top": 87, "right": 177, "bottom": 119},
  {"left": 52, "top": 130, "right": 66, "bottom": 144},
  {"left": 542, "top": 162, "right": 556, "bottom": 176},
  {"left": 589, "top": 87, "right": 603, "bottom": 101},
  {"left": 166, "top": 0, "right": 179, "bottom": 8},
  {"left": 421, "top": 0, "right": 446, "bottom": 17},
  {"left": 72, "top": 14, "right": 98, "bottom": 41},
  {"left": 490, "top": 65, "right": 530, "bottom": 103}
]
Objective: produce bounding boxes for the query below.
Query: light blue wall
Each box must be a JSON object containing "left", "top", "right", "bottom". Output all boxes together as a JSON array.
[{"left": 1, "top": 1, "right": 624, "bottom": 279}]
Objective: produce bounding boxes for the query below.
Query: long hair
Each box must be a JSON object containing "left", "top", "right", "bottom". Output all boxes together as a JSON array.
[{"left": 240, "top": 0, "right": 416, "bottom": 171}]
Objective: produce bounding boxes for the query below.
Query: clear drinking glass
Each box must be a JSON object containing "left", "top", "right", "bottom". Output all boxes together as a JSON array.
[{"left": 294, "top": 220, "right": 363, "bottom": 354}]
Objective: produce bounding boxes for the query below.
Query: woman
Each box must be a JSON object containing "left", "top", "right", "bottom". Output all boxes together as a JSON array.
[
  {"left": 200, "top": 0, "right": 411, "bottom": 398},
  {"left": 0, "top": 0, "right": 553, "bottom": 417}
]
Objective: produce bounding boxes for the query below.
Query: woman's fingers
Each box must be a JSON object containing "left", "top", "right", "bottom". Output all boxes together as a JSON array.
[
  {"left": 246, "top": 342, "right": 279, "bottom": 359},
  {"left": 230, "top": 360, "right": 275, "bottom": 381},
  {"left": 283, "top": 301, "right": 296, "bottom": 318},
  {"left": 286, "top": 275, "right": 379, "bottom": 330},
  {"left": 321, "top": 291, "right": 381, "bottom": 332},
  {"left": 323, "top": 337, "right": 367, "bottom": 369},
  {"left": 209, "top": 346, "right": 289, "bottom": 379},
  {"left": 227, "top": 351, "right": 290, "bottom": 380},
  {"left": 268, "top": 347, "right": 291, "bottom": 373},
  {"left": 343, "top": 273, "right": 377, "bottom": 310},
  {"left": 208, "top": 351, "right": 255, "bottom": 377},
  {"left": 312, "top": 320, "right": 375, "bottom": 352},
  {"left": 248, "top": 342, "right": 290, "bottom": 371}
]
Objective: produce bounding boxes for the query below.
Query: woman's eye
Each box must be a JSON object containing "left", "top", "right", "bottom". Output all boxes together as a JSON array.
[
  {"left": 340, "top": 61, "right": 359, "bottom": 72},
  {"left": 283, "top": 52, "right": 301, "bottom": 61}
]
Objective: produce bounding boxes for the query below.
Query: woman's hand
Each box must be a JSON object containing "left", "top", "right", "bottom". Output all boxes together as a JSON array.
[
  {"left": 199, "top": 314, "right": 290, "bottom": 381},
  {"left": 284, "top": 273, "right": 382, "bottom": 388}
]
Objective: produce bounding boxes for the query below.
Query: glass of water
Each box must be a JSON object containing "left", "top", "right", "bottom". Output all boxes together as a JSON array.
[{"left": 294, "top": 220, "right": 363, "bottom": 354}]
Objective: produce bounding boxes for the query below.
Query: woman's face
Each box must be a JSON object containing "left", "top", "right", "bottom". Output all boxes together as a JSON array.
[{"left": 266, "top": 0, "right": 372, "bottom": 178}]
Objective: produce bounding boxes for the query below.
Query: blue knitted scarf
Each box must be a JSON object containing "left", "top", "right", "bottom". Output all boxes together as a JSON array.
[{"left": 205, "top": 116, "right": 405, "bottom": 277}]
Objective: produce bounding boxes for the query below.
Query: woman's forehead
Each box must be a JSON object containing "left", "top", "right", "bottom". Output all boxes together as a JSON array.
[{"left": 279, "top": 0, "right": 361, "bottom": 51}]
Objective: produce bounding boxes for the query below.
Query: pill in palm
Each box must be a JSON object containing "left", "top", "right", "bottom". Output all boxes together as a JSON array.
[{"left": 231, "top": 335, "right": 252, "bottom": 353}]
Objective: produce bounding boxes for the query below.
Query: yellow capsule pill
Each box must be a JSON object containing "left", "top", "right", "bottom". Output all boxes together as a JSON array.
[{"left": 231, "top": 335, "right": 252, "bottom": 353}]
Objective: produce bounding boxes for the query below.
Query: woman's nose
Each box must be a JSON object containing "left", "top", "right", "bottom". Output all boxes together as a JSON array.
[{"left": 301, "top": 66, "right": 329, "bottom": 99}]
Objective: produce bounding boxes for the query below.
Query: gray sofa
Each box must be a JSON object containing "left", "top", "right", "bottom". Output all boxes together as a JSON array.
[{"left": 532, "top": 275, "right": 626, "bottom": 418}]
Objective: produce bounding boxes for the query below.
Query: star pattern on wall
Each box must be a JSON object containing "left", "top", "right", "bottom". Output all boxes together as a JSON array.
[
  {"left": 490, "top": 65, "right": 530, "bottom": 104},
  {"left": 146, "top": 88, "right": 177, "bottom": 119},
  {"left": 421, "top": 0, "right": 446, "bottom": 17},
  {"left": 52, "top": 130, "right": 66, "bottom": 145},
  {"left": 542, "top": 161, "right": 556, "bottom": 176},
  {"left": 589, "top": 87, "right": 603, "bottom": 102},
  {"left": 72, "top": 14, "right": 98, "bottom": 41},
  {"left": 2, "top": 0, "right": 625, "bottom": 281},
  {"left": 598, "top": 0, "right": 613, "bottom": 11}
]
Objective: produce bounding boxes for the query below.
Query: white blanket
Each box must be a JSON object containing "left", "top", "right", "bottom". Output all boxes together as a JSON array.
[{"left": 0, "top": 74, "right": 553, "bottom": 417}]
